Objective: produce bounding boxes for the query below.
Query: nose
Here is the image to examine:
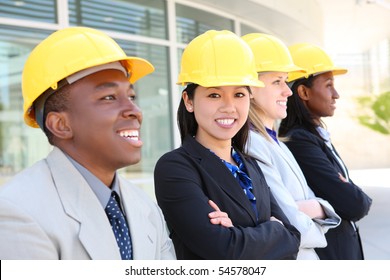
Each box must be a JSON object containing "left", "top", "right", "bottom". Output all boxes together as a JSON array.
[
  {"left": 282, "top": 82, "right": 293, "bottom": 97},
  {"left": 121, "top": 97, "right": 143, "bottom": 122},
  {"left": 332, "top": 88, "right": 340, "bottom": 99},
  {"left": 219, "top": 95, "right": 237, "bottom": 113}
]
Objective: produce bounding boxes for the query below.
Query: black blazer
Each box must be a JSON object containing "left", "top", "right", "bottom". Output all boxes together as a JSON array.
[
  {"left": 283, "top": 127, "right": 372, "bottom": 260},
  {"left": 154, "top": 135, "right": 300, "bottom": 260}
]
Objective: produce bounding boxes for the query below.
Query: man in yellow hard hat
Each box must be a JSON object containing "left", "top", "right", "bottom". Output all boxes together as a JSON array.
[{"left": 0, "top": 26, "right": 176, "bottom": 260}]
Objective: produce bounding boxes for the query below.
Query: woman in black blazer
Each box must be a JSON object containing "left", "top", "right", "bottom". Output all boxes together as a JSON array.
[
  {"left": 279, "top": 43, "right": 372, "bottom": 259},
  {"left": 154, "top": 30, "right": 300, "bottom": 260}
]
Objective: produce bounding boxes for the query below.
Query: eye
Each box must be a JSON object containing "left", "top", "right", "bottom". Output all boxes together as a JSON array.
[
  {"left": 208, "top": 93, "right": 220, "bottom": 98},
  {"left": 273, "top": 79, "right": 282, "bottom": 85},
  {"left": 102, "top": 95, "right": 115, "bottom": 100},
  {"left": 235, "top": 92, "right": 245, "bottom": 98},
  {"left": 326, "top": 83, "right": 334, "bottom": 88},
  {"left": 128, "top": 85, "right": 137, "bottom": 101}
]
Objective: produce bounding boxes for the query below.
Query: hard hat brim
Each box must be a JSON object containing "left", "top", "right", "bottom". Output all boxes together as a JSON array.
[
  {"left": 288, "top": 67, "right": 348, "bottom": 82},
  {"left": 177, "top": 78, "right": 264, "bottom": 88},
  {"left": 123, "top": 57, "right": 155, "bottom": 84}
]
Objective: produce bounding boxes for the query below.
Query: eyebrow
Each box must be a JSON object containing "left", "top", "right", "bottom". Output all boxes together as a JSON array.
[
  {"left": 95, "top": 82, "right": 133, "bottom": 91},
  {"left": 95, "top": 82, "right": 118, "bottom": 90}
]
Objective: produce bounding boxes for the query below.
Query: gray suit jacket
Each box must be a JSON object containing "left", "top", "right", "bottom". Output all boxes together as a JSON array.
[
  {"left": 246, "top": 131, "right": 340, "bottom": 259},
  {"left": 0, "top": 147, "right": 175, "bottom": 260}
]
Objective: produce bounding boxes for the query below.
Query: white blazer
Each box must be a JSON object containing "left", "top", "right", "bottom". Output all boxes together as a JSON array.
[
  {"left": 246, "top": 131, "right": 340, "bottom": 260},
  {"left": 0, "top": 147, "right": 176, "bottom": 260}
]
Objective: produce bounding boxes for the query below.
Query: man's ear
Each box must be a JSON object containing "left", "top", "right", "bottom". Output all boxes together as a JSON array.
[
  {"left": 45, "top": 112, "right": 73, "bottom": 140},
  {"left": 297, "top": 84, "right": 310, "bottom": 101}
]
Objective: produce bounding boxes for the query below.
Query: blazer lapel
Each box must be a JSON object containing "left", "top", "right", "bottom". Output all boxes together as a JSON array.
[
  {"left": 182, "top": 136, "right": 258, "bottom": 223},
  {"left": 46, "top": 147, "right": 120, "bottom": 259},
  {"left": 276, "top": 142, "right": 310, "bottom": 197},
  {"left": 119, "top": 178, "right": 156, "bottom": 259},
  {"left": 240, "top": 151, "right": 271, "bottom": 221}
]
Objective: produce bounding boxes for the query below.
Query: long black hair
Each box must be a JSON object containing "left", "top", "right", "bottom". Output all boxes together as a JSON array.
[
  {"left": 177, "top": 83, "right": 251, "bottom": 153},
  {"left": 278, "top": 75, "right": 324, "bottom": 139}
]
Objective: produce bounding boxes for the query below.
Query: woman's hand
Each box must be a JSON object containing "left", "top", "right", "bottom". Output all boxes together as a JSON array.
[
  {"left": 338, "top": 172, "right": 348, "bottom": 183},
  {"left": 270, "top": 216, "right": 284, "bottom": 225},
  {"left": 296, "top": 199, "right": 326, "bottom": 219},
  {"left": 208, "top": 200, "right": 234, "bottom": 228}
]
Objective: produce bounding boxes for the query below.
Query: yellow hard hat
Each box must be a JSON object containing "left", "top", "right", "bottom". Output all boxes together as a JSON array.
[
  {"left": 287, "top": 43, "right": 347, "bottom": 82},
  {"left": 22, "top": 26, "right": 154, "bottom": 128},
  {"left": 177, "top": 30, "right": 264, "bottom": 88},
  {"left": 242, "top": 33, "right": 304, "bottom": 74}
]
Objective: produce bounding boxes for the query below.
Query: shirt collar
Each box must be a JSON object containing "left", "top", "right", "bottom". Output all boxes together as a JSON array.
[
  {"left": 65, "top": 154, "right": 119, "bottom": 208},
  {"left": 265, "top": 127, "right": 279, "bottom": 144},
  {"left": 316, "top": 126, "right": 331, "bottom": 142}
]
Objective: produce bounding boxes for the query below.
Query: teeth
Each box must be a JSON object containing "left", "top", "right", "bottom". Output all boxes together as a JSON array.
[
  {"left": 277, "top": 101, "right": 287, "bottom": 106},
  {"left": 216, "top": 119, "right": 234, "bottom": 125},
  {"left": 119, "top": 130, "right": 139, "bottom": 139}
]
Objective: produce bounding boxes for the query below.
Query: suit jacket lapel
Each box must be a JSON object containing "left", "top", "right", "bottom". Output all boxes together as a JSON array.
[
  {"left": 276, "top": 141, "right": 310, "bottom": 197},
  {"left": 46, "top": 147, "right": 120, "bottom": 259},
  {"left": 182, "top": 136, "right": 258, "bottom": 223},
  {"left": 239, "top": 151, "right": 272, "bottom": 221},
  {"left": 119, "top": 178, "right": 156, "bottom": 259}
]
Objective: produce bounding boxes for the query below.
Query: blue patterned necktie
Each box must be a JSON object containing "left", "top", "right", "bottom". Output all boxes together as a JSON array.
[
  {"left": 223, "top": 149, "right": 258, "bottom": 219},
  {"left": 105, "top": 191, "right": 133, "bottom": 260}
]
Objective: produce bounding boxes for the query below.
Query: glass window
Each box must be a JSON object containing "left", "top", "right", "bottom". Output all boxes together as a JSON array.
[
  {"left": 116, "top": 41, "right": 172, "bottom": 179},
  {"left": 0, "top": 0, "right": 57, "bottom": 23},
  {"left": 0, "top": 26, "right": 53, "bottom": 184},
  {"left": 176, "top": 3, "right": 234, "bottom": 44},
  {"left": 69, "top": 0, "right": 167, "bottom": 39}
]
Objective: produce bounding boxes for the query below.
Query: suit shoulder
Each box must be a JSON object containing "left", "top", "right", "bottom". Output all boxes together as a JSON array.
[
  {"left": 156, "top": 146, "right": 186, "bottom": 162},
  {"left": 0, "top": 159, "right": 50, "bottom": 197},
  {"left": 285, "top": 127, "right": 319, "bottom": 143},
  {"left": 119, "top": 177, "right": 152, "bottom": 200}
]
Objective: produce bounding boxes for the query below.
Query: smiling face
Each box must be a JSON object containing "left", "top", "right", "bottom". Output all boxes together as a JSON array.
[
  {"left": 46, "top": 69, "right": 143, "bottom": 184},
  {"left": 301, "top": 71, "right": 340, "bottom": 123},
  {"left": 182, "top": 85, "right": 251, "bottom": 151},
  {"left": 251, "top": 72, "right": 292, "bottom": 128}
]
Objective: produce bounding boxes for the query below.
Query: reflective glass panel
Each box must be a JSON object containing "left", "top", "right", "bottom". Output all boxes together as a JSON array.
[
  {"left": 0, "top": 0, "right": 57, "bottom": 23},
  {"left": 116, "top": 40, "right": 172, "bottom": 178},
  {"left": 176, "top": 3, "right": 234, "bottom": 44},
  {"left": 0, "top": 26, "right": 53, "bottom": 184},
  {"left": 69, "top": 0, "right": 167, "bottom": 39}
]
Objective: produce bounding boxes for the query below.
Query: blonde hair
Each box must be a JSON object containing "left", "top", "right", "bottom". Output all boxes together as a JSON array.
[{"left": 249, "top": 97, "right": 273, "bottom": 142}]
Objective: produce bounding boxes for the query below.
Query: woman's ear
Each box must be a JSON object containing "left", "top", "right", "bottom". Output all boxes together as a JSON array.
[
  {"left": 297, "top": 84, "right": 310, "bottom": 101},
  {"left": 182, "top": 91, "right": 194, "bottom": 112},
  {"left": 45, "top": 112, "right": 73, "bottom": 140},
  {"left": 249, "top": 86, "right": 254, "bottom": 99}
]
